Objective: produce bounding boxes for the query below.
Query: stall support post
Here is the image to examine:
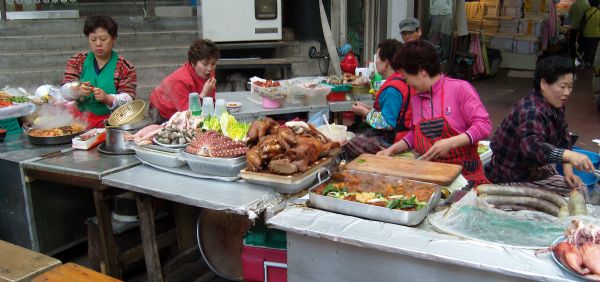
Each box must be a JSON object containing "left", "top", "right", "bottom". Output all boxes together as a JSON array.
[
  {"left": 1, "top": 0, "right": 7, "bottom": 21},
  {"left": 135, "top": 193, "right": 164, "bottom": 282},
  {"left": 93, "top": 188, "right": 122, "bottom": 279}
]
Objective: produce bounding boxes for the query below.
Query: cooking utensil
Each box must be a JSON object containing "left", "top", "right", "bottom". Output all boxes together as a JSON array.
[
  {"left": 26, "top": 130, "right": 83, "bottom": 145},
  {"left": 241, "top": 155, "right": 335, "bottom": 186},
  {"left": 345, "top": 154, "right": 462, "bottom": 186},
  {"left": 107, "top": 100, "right": 146, "bottom": 126},
  {"left": 103, "top": 119, "right": 152, "bottom": 154},
  {"left": 132, "top": 145, "right": 186, "bottom": 168}
]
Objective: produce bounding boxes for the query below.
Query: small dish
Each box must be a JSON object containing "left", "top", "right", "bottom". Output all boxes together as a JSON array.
[
  {"left": 153, "top": 137, "right": 188, "bottom": 149},
  {"left": 226, "top": 102, "right": 242, "bottom": 113}
]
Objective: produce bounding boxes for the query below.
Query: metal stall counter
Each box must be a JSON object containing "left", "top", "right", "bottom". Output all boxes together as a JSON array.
[
  {"left": 15, "top": 141, "right": 141, "bottom": 279},
  {"left": 217, "top": 91, "right": 330, "bottom": 123},
  {"left": 102, "top": 165, "right": 284, "bottom": 282},
  {"left": 267, "top": 206, "right": 579, "bottom": 282}
]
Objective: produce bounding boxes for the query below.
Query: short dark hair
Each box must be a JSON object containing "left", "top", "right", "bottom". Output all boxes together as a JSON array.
[
  {"left": 84, "top": 15, "right": 118, "bottom": 38},
  {"left": 533, "top": 56, "right": 575, "bottom": 91},
  {"left": 188, "top": 39, "right": 220, "bottom": 65},
  {"left": 590, "top": 0, "right": 599, "bottom": 7},
  {"left": 395, "top": 40, "right": 441, "bottom": 76},
  {"left": 377, "top": 39, "right": 402, "bottom": 70}
]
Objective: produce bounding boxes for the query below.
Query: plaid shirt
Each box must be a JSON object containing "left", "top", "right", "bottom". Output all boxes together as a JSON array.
[
  {"left": 485, "top": 90, "right": 571, "bottom": 183},
  {"left": 62, "top": 52, "right": 137, "bottom": 98}
]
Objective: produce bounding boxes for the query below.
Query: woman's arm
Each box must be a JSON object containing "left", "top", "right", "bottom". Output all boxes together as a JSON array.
[
  {"left": 460, "top": 83, "right": 492, "bottom": 144},
  {"left": 365, "top": 88, "right": 403, "bottom": 130},
  {"left": 110, "top": 58, "right": 137, "bottom": 109},
  {"left": 62, "top": 53, "right": 86, "bottom": 85}
]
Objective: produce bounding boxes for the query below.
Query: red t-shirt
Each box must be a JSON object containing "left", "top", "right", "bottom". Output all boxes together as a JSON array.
[{"left": 149, "top": 62, "right": 216, "bottom": 119}]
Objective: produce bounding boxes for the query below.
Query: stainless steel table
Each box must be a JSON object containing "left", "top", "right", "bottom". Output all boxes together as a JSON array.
[
  {"left": 17, "top": 145, "right": 140, "bottom": 279},
  {"left": 102, "top": 165, "right": 283, "bottom": 282},
  {"left": 217, "top": 91, "right": 330, "bottom": 123},
  {"left": 267, "top": 206, "right": 578, "bottom": 282}
]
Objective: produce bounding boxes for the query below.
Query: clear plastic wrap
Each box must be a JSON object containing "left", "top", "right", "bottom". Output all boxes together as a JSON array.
[{"left": 429, "top": 191, "right": 600, "bottom": 249}]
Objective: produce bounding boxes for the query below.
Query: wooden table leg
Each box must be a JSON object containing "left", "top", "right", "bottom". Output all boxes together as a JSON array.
[
  {"left": 93, "top": 189, "right": 121, "bottom": 279},
  {"left": 135, "top": 194, "right": 164, "bottom": 282}
]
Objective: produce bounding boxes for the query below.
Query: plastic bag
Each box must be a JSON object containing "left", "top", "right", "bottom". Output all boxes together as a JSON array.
[
  {"left": 429, "top": 191, "right": 600, "bottom": 249},
  {"left": 307, "top": 109, "right": 329, "bottom": 128},
  {"left": 0, "top": 86, "right": 36, "bottom": 119}
]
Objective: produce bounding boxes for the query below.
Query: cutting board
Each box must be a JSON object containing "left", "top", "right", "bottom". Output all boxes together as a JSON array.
[
  {"left": 345, "top": 154, "right": 462, "bottom": 186},
  {"left": 241, "top": 155, "right": 334, "bottom": 184}
]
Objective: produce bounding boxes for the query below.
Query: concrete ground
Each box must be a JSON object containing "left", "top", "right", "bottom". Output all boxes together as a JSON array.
[{"left": 471, "top": 68, "right": 600, "bottom": 152}]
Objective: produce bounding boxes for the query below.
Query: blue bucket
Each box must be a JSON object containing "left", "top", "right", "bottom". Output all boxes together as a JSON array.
[{"left": 556, "top": 148, "right": 599, "bottom": 190}]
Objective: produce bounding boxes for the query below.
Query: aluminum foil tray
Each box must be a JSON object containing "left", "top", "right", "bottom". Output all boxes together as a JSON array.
[
  {"left": 183, "top": 152, "right": 245, "bottom": 177},
  {"left": 133, "top": 146, "right": 186, "bottom": 168},
  {"left": 308, "top": 170, "right": 441, "bottom": 226}
]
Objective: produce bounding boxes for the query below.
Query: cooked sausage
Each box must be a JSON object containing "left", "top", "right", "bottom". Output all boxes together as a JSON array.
[
  {"left": 477, "top": 184, "right": 568, "bottom": 209},
  {"left": 480, "top": 195, "right": 560, "bottom": 216}
]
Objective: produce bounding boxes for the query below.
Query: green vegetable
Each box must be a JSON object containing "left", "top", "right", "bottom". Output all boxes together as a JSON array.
[
  {"left": 386, "top": 198, "right": 401, "bottom": 209},
  {"left": 202, "top": 115, "right": 221, "bottom": 132},
  {"left": 322, "top": 183, "right": 336, "bottom": 195},
  {"left": 357, "top": 159, "right": 366, "bottom": 164},
  {"left": 8, "top": 96, "right": 29, "bottom": 103}
]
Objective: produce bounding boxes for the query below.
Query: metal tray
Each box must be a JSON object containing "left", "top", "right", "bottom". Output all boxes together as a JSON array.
[
  {"left": 550, "top": 236, "right": 597, "bottom": 281},
  {"left": 245, "top": 167, "right": 330, "bottom": 194},
  {"left": 137, "top": 158, "right": 240, "bottom": 182},
  {"left": 308, "top": 170, "right": 441, "bottom": 226},
  {"left": 132, "top": 146, "right": 186, "bottom": 168},
  {"left": 182, "top": 152, "right": 246, "bottom": 177}
]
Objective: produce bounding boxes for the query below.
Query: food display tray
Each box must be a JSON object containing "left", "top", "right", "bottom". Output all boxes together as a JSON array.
[
  {"left": 550, "top": 236, "right": 597, "bottom": 281},
  {"left": 182, "top": 152, "right": 246, "bottom": 177},
  {"left": 308, "top": 170, "right": 441, "bottom": 226},
  {"left": 244, "top": 167, "right": 330, "bottom": 194},
  {"left": 137, "top": 158, "right": 240, "bottom": 182},
  {"left": 132, "top": 146, "right": 186, "bottom": 168}
]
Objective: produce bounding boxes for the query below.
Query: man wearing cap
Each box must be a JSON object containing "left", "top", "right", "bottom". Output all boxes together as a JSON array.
[{"left": 398, "top": 18, "right": 422, "bottom": 43}]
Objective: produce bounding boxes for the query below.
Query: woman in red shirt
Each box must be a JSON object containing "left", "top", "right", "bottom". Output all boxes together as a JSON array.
[{"left": 150, "top": 39, "right": 220, "bottom": 120}]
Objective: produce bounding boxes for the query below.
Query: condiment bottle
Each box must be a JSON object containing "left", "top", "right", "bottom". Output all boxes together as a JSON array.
[{"left": 188, "top": 92, "right": 201, "bottom": 116}]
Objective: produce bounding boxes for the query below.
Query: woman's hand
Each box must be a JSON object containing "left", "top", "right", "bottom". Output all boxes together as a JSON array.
[
  {"left": 562, "top": 163, "right": 584, "bottom": 188},
  {"left": 420, "top": 134, "right": 470, "bottom": 161},
  {"left": 79, "top": 82, "right": 93, "bottom": 96},
  {"left": 376, "top": 140, "right": 409, "bottom": 157},
  {"left": 376, "top": 147, "right": 395, "bottom": 156},
  {"left": 200, "top": 77, "right": 217, "bottom": 98},
  {"left": 351, "top": 102, "right": 370, "bottom": 117},
  {"left": 93, "top": 87, "right": 114, "bottom": 105},
  {"left": 563, "top": 150, "right": 594, "bottom": 172}
]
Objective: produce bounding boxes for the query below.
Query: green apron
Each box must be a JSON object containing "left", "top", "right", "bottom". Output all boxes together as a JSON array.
[{"left": 77, "top": 51, "right": 118, "bottom": 116}]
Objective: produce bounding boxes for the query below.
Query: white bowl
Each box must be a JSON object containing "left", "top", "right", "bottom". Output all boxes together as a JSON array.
[{"left": 317, "top": 124, "right": 347, "bottom": 143}]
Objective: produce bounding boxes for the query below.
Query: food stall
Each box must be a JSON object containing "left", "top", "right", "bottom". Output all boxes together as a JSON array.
[{"left": 2, "top": 75, "right": 599, "bottom": 282}]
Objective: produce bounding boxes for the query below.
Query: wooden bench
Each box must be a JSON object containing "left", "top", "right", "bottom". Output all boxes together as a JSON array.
[
  {"left": 32, "top": 263, "right": 121, "bottom": 282},
  {"left": 0, "top": 240, "right": 61, "bottom": 282}
]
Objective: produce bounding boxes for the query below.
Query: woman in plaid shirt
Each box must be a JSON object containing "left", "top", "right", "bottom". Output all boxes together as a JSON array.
[{"left": 485, "top": 56, "right": 594, "bottom": 192}]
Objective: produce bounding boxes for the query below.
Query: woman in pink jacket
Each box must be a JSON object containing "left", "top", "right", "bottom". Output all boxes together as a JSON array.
[{"left": 378, "top": 40, "right": 492, "bottom": 186}]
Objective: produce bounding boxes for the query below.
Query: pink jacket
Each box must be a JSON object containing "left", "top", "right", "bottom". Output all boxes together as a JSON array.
[{"left": 403, "top": 75, "right": 492, "bottom": 147}]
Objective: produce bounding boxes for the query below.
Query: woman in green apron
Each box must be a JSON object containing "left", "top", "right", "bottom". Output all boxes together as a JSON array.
[{"left": 62, "top": 15, "right": 137, "bottom": 129}]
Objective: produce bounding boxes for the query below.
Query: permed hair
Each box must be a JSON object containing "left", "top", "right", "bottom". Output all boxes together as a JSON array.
[
  {"left": 533, "top": 56, "right": 575, "bottom": 91},
  {"left": 84, "top": 15, "right": 118, "bottom": 38},
  {"left": 188, "top": 39, "right": 221, "bottom": 65},
  {"left": 394, "top": 40, "right": 441, "bottom": 76},
  {"left": 377, "top": 39, "right": 403, "bottom": 70}
]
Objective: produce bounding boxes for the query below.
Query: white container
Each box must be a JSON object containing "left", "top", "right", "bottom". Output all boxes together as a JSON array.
[
  {"left": 317, "top": 124, "right": 347, "bottom": 143},
  {"left": 306, "top": 86, "right": 330, "bottom": 105},
  {"left": 201, "top": 97, "right": 214, "bottom": 117},
  {"left": 214, "top": 99, "right": 226, "bottom": 118}
]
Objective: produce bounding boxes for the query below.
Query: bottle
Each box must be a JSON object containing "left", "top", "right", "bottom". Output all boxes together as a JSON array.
[{"left": 188, "top": 92, "right": 201, "bottom": 116}]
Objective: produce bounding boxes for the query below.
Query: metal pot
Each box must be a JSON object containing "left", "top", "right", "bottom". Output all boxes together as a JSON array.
[{"left": 103, "top": 118, "right": 153, "bottom": 154}]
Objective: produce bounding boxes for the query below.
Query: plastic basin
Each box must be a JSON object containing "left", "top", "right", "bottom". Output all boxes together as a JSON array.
[{"left": 556, "top": 148, "right": 599, "bottom": 190}]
